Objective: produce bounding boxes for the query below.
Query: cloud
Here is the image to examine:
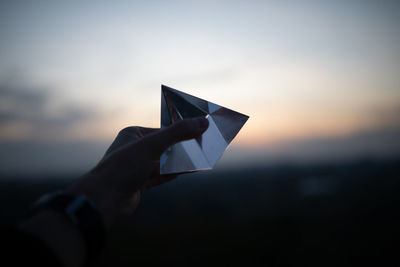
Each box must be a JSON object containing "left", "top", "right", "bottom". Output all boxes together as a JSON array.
[
  {"left": 0, "top": 140, "right": 107, "bottom": 176},
  {"left": 0, "top": 82, "right": 47, "bottom": 122},
  {"left": 0, "top": 77, "right": 100, "bottom": 141}
]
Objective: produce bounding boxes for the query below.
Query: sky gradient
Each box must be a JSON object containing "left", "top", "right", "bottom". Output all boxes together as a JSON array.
[{"left": 1, "top": 0, "right": 399, "bottom": 175}]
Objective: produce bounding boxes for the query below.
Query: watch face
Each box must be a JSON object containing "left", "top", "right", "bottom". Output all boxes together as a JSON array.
[
  {"left": 66, "top": 195, "right": 88, "bottom": 224},
  {"left": 33, "top": 192, "right": 84, "bottom": 219},
  {"left": 66, "top": 195, "right": 86, "bottom": 212}
]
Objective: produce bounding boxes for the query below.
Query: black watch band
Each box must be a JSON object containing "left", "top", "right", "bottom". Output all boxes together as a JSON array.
[{"left": 31, "top": 191, "right": 105, "bottom": 263}]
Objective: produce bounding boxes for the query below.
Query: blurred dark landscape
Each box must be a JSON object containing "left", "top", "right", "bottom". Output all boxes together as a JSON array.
[{"left": 1, "top": 158, "right": 399, "bottom": 266}]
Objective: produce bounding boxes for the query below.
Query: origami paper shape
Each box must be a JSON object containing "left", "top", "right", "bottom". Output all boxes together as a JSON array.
[{"left": 160, "top": 85, "right": 249, "bottom": 174}]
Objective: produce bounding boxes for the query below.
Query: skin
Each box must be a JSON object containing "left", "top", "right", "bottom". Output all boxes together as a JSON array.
[{"left": 19, "top": 117, "right": 209, "bottom": 267}]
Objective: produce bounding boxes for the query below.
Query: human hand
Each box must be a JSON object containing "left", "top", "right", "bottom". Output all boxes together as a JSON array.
[{"left": 68, "top": 117, "right": 209, "bottom": 228}]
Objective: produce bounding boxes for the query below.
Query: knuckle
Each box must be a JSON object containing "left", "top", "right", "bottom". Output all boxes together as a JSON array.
[{"left": 118, "top": 126, "right": 138, "bottom": 137}]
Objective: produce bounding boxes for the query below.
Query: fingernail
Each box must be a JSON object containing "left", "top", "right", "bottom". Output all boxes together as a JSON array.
[{"left": 194, "top": 117, "right": 209, "bottom": 129}]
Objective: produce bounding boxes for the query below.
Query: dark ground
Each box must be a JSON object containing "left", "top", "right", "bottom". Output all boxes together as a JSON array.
[{"left": 1, "top": 158, "right": 399, "bottom": 266}]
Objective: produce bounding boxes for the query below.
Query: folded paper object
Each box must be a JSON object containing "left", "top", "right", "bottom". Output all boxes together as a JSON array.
[{"left": 160, "top": 85, "right": 249, "bottom": 174}]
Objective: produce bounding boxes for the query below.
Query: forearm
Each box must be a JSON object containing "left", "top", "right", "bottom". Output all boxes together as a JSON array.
[
  {"left": 19, "top": 210, "right": 86, "bottom": 267},
  {"left": 13, "top": 118, "right": 207, "bottom": 267}
]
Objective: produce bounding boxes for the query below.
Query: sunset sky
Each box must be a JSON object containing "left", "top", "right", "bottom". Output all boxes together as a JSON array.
[{"left": 1, "top": 0, "right": 399, "bottom": 175}]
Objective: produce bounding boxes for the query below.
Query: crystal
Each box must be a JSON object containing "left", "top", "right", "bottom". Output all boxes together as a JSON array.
[{"left": 160, "top": 85, "right": 249, "bottom": 174}]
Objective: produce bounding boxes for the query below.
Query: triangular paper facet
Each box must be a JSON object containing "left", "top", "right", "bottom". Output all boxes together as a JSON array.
[{"left": 160, "top": 85, "right": 249, "bottom": 174}]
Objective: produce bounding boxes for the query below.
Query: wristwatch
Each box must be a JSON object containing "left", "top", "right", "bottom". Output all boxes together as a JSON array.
[{"left": 31, "top": 191, "right": 105, "bottom": 262}]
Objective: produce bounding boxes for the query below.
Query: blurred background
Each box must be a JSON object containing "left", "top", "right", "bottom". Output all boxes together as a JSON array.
[{"left": 0, "top": 0, "right": 399, "bottom": 266}]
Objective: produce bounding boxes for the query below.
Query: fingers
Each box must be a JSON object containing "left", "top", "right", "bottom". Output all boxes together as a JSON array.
[
  {"left": 105, "top": 127, "right": 141, "bottom": 155},
  {"left": 119, "top": 126, "right": 158, "bottom": 138},
  {"left": 138, "top": 127, "right": 159, "bottom": 136},
  {"left": 105, "top": 127, "right": 160, "bottom": 156},
  {"left": 141, "top": 117, "right": 209, "bottom": 157}
]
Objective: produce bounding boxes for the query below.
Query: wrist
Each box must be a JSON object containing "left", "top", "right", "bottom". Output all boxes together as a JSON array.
[
  {"left": 68, "top": 173, "right": 142, "bottom": 228},
  {"left": 67, "top": 177, "right": 117, "bottom": 228}
]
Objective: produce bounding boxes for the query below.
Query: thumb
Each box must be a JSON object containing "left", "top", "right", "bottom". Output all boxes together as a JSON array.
[{"left": 142, "top": 117, "right": 209, "bottom": 156}]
